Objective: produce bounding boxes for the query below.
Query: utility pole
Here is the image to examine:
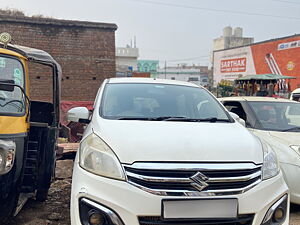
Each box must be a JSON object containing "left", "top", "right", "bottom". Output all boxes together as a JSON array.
[{"left": 165, "top": 60, "right": 167, "bottom": 79}]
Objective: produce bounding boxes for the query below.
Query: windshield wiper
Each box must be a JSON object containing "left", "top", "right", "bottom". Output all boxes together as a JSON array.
[
  {"left": 195, "top": 117, "right": 231, "bottom": 122},
  {"left": 115, "top": 116, "right": 230, "bottom": 122},
  {"left": 153, "top": 117, "right": 230, "bottom": 122},
  {"left": 116, "top": 116, "right": 189, "bottom": 121},
  {"left": 190, "top": 117, "right": 230, "bottom": 122},
  {"left": 151, "top": 116, "right": 189, "bottom": 121},
  {"left": 116, "top": 117, "right": 152, "bottom": 120},
  {"left": 281, "top": 126, "right": 300, "bottom": 132}
]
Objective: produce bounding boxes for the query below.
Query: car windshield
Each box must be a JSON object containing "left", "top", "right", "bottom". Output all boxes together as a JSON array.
[
  {"left": 101, "top": 83, "right": 230, "bottom": 122},
  {"left": 0, "top": 56, "right": 25, "bottom": 115},
  {"left": 248, "top": 101, "right": 300, "bottom": 132}
]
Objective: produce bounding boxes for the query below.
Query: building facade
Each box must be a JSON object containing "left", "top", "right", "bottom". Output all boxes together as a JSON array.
[
  {"left": 116, "top": 46, "right": 139, "bottom": 77},
  {"left": 156, "top": 64, "right": 210, "bottom": 87},
  {"left": 0, "top": 14, "right": 117, "bottom": 101},
  {"left": 137, "top": 60, "right": 159, "bottom": 73},
  {"left": 213, "top": 34, "right": 300, "bottom": 90},
  {"left": 213, "top": 26, "right": 254, "bottom": 51}
]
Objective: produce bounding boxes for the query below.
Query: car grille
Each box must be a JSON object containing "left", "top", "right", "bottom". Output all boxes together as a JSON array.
[
  {"left": 138, "top": 215, "right": 254, "bottom": 225},
  {"left": 124, "top": 163, "right": 262, "bottom": 196}
]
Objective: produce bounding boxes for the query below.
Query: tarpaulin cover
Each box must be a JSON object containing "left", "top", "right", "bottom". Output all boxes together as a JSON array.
[
  {"left": 236, "top": 74, "right": 296, "bottom": 81},
  {"left": 60, "top": 101, "right": 94, "bottom": 142}
]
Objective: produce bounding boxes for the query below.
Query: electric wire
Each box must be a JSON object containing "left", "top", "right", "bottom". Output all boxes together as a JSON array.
[
  {"left": 166, "top": 55, "right": 209, "bottom": 62},
  {"left": 271, "top": 0, "right": 300, "bottom": 5},
  {"left": 126, "top": 0, "right": 300, "bottom": 20}
]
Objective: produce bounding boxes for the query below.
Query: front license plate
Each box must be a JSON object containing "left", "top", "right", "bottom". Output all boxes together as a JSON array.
[{"left": 162, "top": 199, "right": 238, "bottom": 219}]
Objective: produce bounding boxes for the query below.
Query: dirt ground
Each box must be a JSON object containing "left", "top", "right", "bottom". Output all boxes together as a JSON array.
[
  {"left": 7, "top": 160, "right": 73, "bottom": 225},
  {"left": 291, "top": 204, "right": 300, "bottom": 225},
  {"left": 5, "top": 159, "right": 300, "bottom": 225}
]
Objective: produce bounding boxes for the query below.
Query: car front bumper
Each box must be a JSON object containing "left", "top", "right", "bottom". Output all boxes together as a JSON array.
[
  {"left": 71, "top": 161, "right": 289, "bottom": 225},
  {"left": 281, "top": 162, "right": 300, "bottom": 204}
]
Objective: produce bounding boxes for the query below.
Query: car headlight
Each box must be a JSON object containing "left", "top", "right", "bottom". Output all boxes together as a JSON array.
[
  {"left": 79, "top": 133, "right": 125, "bottom": 181},
  {"left": 0, "top": 140, "right": 16, "bottom": 175},
  {"left": 261, "top": 141, "right": 279, "bottom": 180},
  {"left": 290, "top": 145, "right": 300, "bottom": 155}
]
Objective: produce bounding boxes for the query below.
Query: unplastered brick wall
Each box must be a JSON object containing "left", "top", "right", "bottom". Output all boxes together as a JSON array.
[{"left": 0, "top": 15, "right": 117, "bottom": 102}]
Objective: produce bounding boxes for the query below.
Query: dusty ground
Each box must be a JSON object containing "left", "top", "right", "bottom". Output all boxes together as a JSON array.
[
  {"left": 7, "top": 160, "right": 73, "bottom": 225},
  {"left": 5, "top": 159, "right": 300, "bottom": 225},
  {"left": 291, "top": 204, "right": 300, "bottom": 225}
]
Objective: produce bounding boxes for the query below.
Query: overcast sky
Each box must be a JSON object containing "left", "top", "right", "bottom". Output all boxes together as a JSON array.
[{"left": 0, "top": 0, "right": 299, "bottom": 66}]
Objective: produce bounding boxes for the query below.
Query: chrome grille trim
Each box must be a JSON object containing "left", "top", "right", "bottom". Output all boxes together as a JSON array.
[
  {"left": 126, "top": 162, "right": 260, "bottom": 170},
  {"left": 127, "top": 178, "right": 262, "bottom": 196},
  {"left": 124, "top": 162, "right": 262, "bottom": 196},
  {"left": 126, "top": 170, "right": 261, "bottom": 183}
]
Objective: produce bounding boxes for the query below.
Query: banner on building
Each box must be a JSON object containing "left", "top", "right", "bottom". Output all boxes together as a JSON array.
[{"left": 213, "top": 34, "right": 300, "bottom": 90}]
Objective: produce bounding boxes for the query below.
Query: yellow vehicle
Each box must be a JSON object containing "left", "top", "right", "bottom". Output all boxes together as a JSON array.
[{"left": 0, "top": 33, "right": 61, "bottom": 222}]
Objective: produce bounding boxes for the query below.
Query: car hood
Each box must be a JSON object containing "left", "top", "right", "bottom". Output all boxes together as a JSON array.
[
  {"left": 251, "top": 129, "right": 300, "bottom": 166},
  {"left": 269, "top": 131, "right": 300, "bottom": 145},
  {"left": 91, "top": 118, "right": 263, "bottom": 164}
]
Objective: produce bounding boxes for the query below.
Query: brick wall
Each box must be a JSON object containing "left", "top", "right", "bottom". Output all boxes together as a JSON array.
[{"left": 0, "top": 15, "right": 117, "bottom": 101}]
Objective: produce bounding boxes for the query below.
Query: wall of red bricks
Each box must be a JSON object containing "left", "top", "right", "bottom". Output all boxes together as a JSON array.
[{"left": 0, "top": 15, "right": 117, "bottom": 101}]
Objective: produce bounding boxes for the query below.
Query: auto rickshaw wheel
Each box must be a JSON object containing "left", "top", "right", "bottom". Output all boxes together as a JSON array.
[{"left": 36, "top": 188, "right": 49, "bottom": 202}]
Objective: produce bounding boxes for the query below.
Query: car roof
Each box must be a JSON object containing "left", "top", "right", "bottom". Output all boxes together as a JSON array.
[
  {"left": 107, "top": 77, "right": 201, "bottom": 87},
  {"left": 219, "top": 96, "right": 297, "bottom": 103},
  {"left": 292, "top": 88, "right": 300, "bottom": 94}
]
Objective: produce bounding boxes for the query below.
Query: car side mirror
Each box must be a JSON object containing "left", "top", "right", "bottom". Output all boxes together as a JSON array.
[
  {"left": 67, "top": 107, "right": 90, "bottom": 124},
  {"left": 229, "top": 112, "right": 246, "bottom": 127}
]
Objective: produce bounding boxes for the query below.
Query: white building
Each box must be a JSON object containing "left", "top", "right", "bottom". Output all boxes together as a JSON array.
[
  {"left": 156, "top": 64, "right": 209, "bottom": 87},
  {"left": 213, "top": 26, "right": 254, "bottom": 51},
  {"left": 116, "top": 46, "right": 139, "bottom": 76}
]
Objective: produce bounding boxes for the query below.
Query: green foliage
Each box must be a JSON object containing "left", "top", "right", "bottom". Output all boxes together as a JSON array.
[{"left": 0, "top": 9, "right": 25, "bottom": 16}]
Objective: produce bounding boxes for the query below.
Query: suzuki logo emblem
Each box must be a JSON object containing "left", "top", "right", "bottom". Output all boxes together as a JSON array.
[{"left": 190, "top": 172, "right": 209, "bottom": 192}]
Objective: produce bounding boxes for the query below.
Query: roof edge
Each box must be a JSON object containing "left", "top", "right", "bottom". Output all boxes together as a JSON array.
[
  {"left": 213, "top": 33, "right": 300, "bottom": 53},
  {"left": 0, "top": 14, "right": 118, "bottom": 30}
]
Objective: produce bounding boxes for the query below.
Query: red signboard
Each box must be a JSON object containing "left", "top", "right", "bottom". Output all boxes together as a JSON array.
[
  {"left": 251, "top": 36, "right": 300, "bottom": 90},
  {"left": 220, "top": 57, "right": 247, "bottom": 73}
]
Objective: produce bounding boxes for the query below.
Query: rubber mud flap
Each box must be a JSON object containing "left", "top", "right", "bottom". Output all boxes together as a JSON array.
[{"left": 0, "top": 168, "right": 20, "bottom": 223}]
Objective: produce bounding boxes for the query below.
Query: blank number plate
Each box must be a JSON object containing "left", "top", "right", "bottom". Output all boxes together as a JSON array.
[{"left": 162, "top": 199, "right": 238, "bottom": 219}]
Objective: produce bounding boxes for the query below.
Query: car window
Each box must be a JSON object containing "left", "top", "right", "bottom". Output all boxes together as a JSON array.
[
  {"left": 248, "top": 101, "right": 300, "bottom": 131},
  {"left": 287, "top": 104, "right": 300, "bottom": 115},
  {"left": 101, "top": 83, "right": 230, "bottom": 121},
  {"left": 286, "top": 105, "right": 300, "bottom": 127},
  {"left": 223, "top": 101, "right": 247, "bottom": 122}
]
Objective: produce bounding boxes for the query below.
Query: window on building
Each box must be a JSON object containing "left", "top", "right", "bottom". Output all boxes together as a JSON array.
[{"left": 188, "top": 77, "right": 199, "bottom": 82}]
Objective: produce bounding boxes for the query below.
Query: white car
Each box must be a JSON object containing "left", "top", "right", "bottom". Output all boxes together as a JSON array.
[
  {"left": 290, "top": 88, "right": 300, "bottom": 102},
  {"left": 69, "top": 78, "right": 289, "bottom": 225},
  {"left": 220, "top": 96, "right": 300, "bottom": 205}
]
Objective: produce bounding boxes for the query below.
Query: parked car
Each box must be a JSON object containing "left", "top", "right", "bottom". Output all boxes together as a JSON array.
[
  {"left": 290, "top": 88, "right": 300, "bottom": 102},
  {"left": 68, "top": 78, "right": 289, "bottom": 225},
  {"left": 220, "top": 96, "right": 300, "bottom": 205}
]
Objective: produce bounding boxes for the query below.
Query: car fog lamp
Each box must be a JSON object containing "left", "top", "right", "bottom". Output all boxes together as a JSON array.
[
  {"left": 88, "top": 211, "right": 105, "bottom": 225},
  {"left": 262, "top": 195, "right": 287, "bottom": 225},
  {"left": 273, "top": 207, "right": 285, "bottom": 222}
]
